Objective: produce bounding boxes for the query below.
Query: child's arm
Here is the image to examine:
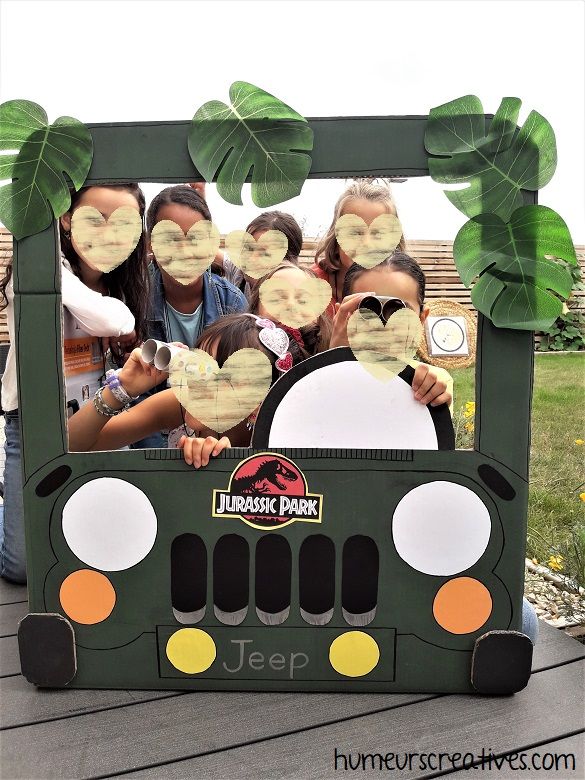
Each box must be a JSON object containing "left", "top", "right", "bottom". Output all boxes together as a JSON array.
[
  {"left": 72, "top": 390, "right": 184, "bottom": 452},
  {"left": 61, "top": 264, "right": 135, "bottom": 337},
  {"left": 67, "top": 350, "right": 180, "bottom": 451},
  {"left": 177, "top": 435, "right": 231, "bottom": 468}
]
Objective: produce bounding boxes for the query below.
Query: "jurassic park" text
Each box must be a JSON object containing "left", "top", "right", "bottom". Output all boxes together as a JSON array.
[{"left": 214, "top": 493, "right": 320, "bottom": 518}]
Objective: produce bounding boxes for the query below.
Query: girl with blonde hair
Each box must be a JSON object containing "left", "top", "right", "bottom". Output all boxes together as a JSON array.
[{"left": 311, "top": 180, "right": 406, "bottom": 312}]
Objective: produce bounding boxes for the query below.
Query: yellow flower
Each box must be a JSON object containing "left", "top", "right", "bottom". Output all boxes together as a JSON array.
[
  {"left": 464, "top": 422, "right": 475, "bottom": 433},
  {"left": 580, "top": 492, "right": 585, "bottom": 503},
  {"left": 463, "top": 401, "right": 476, "bottom": 419},
  {"left": 575, "top": 439, "right": 584, "bottom": 445},
  {"left": 548, "top": 555, "right": 564, "bottom": 572}
]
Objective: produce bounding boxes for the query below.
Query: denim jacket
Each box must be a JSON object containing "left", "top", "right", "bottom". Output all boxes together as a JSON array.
[
  {"left": 145, "top": 262, "right": 247, "bottom": 343},
  {"left": 130, "top": 264, "right": 248, "bottom": 448}
]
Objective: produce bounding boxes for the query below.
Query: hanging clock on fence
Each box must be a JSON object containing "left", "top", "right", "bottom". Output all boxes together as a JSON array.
[{"left": 426, "top": 316, "right": 470, "bottom": 356}]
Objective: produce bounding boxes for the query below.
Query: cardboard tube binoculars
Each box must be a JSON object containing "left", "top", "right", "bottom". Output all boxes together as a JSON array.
[
  {"left": 358, "top": 296, "right": 407, "bottom": 323},
  {"left": 141, "top": 339, "right": 185, "bottom": 372}
]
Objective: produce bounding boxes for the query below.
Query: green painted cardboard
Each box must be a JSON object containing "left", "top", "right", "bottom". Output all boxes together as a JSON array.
[{"left": 14, "top": 116, "right": 534, "bottom": 693}]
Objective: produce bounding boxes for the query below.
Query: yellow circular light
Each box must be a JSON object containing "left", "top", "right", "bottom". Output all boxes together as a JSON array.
[
  {"left": 166, "top": 628, "right": 216, "bottom": 674},
  {"left": 329, "top": 631, "right": 380, "bottom": 677}
]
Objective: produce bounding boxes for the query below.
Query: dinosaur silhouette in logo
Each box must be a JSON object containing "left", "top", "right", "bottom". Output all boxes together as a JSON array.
[{"left": 232, "top": 458, "right": 298, "bottom": 495}]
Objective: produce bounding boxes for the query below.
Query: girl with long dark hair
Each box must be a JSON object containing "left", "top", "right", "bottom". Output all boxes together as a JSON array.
[{"left": 0, "top": 183, "right": 148, "bottom": 583}]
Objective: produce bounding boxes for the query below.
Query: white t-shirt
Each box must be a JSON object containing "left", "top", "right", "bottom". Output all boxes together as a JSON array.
[{"left": 1, "top": 261, "right": 135, "bottom": 412}]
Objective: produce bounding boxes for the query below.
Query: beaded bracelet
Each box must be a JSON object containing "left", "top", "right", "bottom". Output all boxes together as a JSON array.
[
  {"left": 93, "top": 386, "right": 128, "bottom": 417},
  {"left": 105, "top": 369, "right": 139, "bottom": 404}
]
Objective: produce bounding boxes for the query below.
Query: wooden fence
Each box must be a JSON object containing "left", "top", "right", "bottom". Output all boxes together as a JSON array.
[
  {"left": 1, "top": 229, "right": 583, "bottom": 346},
  {"left": 300, "top": 238, "right": 585, "bottom": 319}
]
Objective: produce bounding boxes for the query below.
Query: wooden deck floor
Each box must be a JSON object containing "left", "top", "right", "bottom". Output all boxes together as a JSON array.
[{"left": 1, "top": 577, "right": 583, "bottom": 779}]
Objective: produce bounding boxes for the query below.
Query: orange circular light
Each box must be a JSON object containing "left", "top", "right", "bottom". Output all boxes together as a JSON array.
[
  {"left": 59, "top": 569, "right": 116, "bottom": 624},
  {"left": 433, "top": 577, "right": 492, "bottom": 634}
]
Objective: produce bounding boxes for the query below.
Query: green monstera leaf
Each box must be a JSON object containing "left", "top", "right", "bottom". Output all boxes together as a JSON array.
[
  {"left": 453, "top": 205, "right": 577, "bottom": 330},
  {"left": 0, "top": 100, "right": 93, "bottom": 240},
  {"left": 189, "top": 81, "right": 313, "bottom": 207},
  {"left": 425, "top": 95, "right": 557, "bottom": 221}
]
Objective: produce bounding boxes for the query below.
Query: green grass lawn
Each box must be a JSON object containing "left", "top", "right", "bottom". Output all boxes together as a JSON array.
[{"left": 450, "top": 353, "right": 585, "bottom": 588}]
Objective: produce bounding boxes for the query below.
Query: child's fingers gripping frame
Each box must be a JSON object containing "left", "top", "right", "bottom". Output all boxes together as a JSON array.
[
  {"left": 419, "top": 378, "right": 449, "bottom": 406},
  {"left": 413, "top": 368, "right": 437, "bottom": 402},
  {"left": 178, "top": 435, "right": 199, "bottom": 466},
  {"left": 412, "top": 364, "right": 449, "bottom": 406},
  {"left": 429, "top": 388, "right": 451, "bottom": 407},
  {"left": 212, "top": 436, "right": 231, "bottom": 457},
  {"left": 199, "top": 436, "right": 220, "bottom": 467},
  {"left": 178, "top": 435, "right": 232, "bottom": 469},
  {"left": 411, "top": 363, "right": 430, "bottom": 394}
]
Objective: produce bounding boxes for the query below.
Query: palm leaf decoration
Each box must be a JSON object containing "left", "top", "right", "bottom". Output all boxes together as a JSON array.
[
  {"left": 425, "top": 95, "right": 556, "bottom": 221},
  {"left": 453, "top": 206, "right": 577, "bottom": 330},
  {"left": 189, "top": 81, "right": 313, "bottom": 207},
  {"left": 0, "top": 100, "right": 93, "bottom": 240}
]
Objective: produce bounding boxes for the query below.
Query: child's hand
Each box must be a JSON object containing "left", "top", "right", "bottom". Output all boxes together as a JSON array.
[
  {"left": 118, "top": 348, "right": 169, "bottom": 397},
  {"left": 101, "top": 331, "right": 143, "bottom": 365},
  {"left": 101, "top": 329, "right": 139, "bottom": 352},
  {"left": 329, "top": 292, "right": 376, "bottom": 348},
  {"left": 412, "top": 364, "right": 451, "bottom": 407},
  {"left": 178, "top": 435, "right": 231, "bottom": 468}
]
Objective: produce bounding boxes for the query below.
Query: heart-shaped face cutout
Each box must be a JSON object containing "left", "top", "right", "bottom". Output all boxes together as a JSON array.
[
  {"left": 70, "top": 206, "right": 142, "bottom": 273},
  {"left": 335, "top": 213, "right": 402, "bottom": 269},
  {"left": 225, "top": 229, "right": 288, "bottom": 279},
  {"left": 168, "top": 347, "right": 272, "bottom": 433},
  {"left": 151, "top": 219, "right": 220, "bottom": 285},
  {"left": 347, "top": 307, "right": 422, "bottom": 382},
  {"left": 259, "top": 274, "right": 331, "bottom": 328}
]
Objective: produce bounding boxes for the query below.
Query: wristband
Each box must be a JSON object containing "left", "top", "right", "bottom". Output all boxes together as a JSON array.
[
  {"left": 105, "top": 369, "right": 139, "bottom": 403},
  {"left": 93, "top": 386, "right": 128, "bottom": 417}
]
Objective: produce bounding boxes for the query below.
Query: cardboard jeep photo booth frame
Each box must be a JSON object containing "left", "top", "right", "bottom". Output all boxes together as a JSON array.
[{"left": 8, "top": 86, "right": 576, "bottom": 695}]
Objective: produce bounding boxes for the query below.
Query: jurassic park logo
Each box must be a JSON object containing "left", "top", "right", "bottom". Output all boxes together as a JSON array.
[{"left": 212, "top": 453, "right": 323, "bottom": 530}]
